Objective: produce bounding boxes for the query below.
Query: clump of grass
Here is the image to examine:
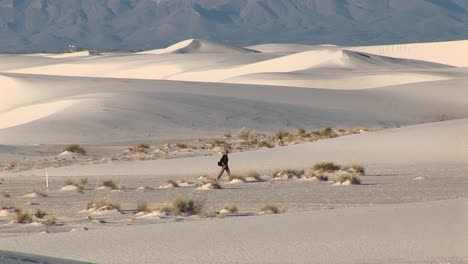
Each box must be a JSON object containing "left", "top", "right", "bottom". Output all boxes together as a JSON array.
[
  {"left": 137, "top": 143, "right": 150, "bottom": 149},
  {"left": 260, "top": 204, "right": 281, "bottom": 214},
  {"left": 313, "top": 162, "right": 341, "bottom": 172},
  {"left": 80, "top": 178, "right": 89, "bottom": 187},
  {"left": 297, "top": 128, "right": 306, "bottom": 135},
  {"left": 275, "top": 131, "right": 290, "bottom": 142},
  {"left": 319, "top": 127, "right": 334, "bottom": 138},
  {"left": 228, "top": 174, "right": 246, "bottom": 182},
  {"left": 165, "top": 180, "right": 179, "bottom": 187},
  {"left": 344, "top": 164, "right": 366, "bottom": 175},
  {"left": 176, "top": 143, "right": 188, "bottom": 149},
  {"left": 12, "top": 210, "right": 33, "bottom": 224},
  {"left": 64, "top": 144, "right": 86, "bottom": 155},
  {"left": 44, "top": 215, "right": 57, "bottom": 225},
  {"left": 304, "top": 168, "right": 329, "bottom": 181},
  {"left": 172, "top": 198, "right": 204, "bottom": 216},
  {"left": 272, "top": 169, "right": 304, "bottom": 179},
  {"left": 333, "top": 174, "right": 361, "bottom": 185},
  {"left": 2, "top": 192, "right": 11, "bottom": 198},
  {"left": 221, "top": 205, "right": 238, "bottom": 214},
  {"left": 245, "top": 170, "right": 262, "bottom": 181},
  {"left": 86, "top": 199, "right": 121, "bottom": 212},
  {"left": 28, "top": 189, "right": 47, "bottom": 197},
  {"left": 257, "top": 140, "right": 272, "bottom": 148},
  {"left": 136, "top": 201, "right": 151, "bottom": 214},
  {"left": 34, "top": 209, "right": 47, "bottom": 219},
  {"left": 101, "top": 180, "right": 118, "bottom": 190},
  {"left": 0, "top": 178, "right": 4, "bottom": 184}
]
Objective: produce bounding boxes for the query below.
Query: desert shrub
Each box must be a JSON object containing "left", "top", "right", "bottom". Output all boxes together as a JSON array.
[
  {"left": 34, "top": 209, "right": 47, "bottom": 219},
  {"left": 45, "top": 215, "right": 57, "bottom": 225},
  {"left": 137, "top": 143, "right": 150, "bottom": 149},
  {"left": 320, "top": 127, "right": 334, "bottom": 138},
  {"left": 172, "top": 198, "right": 204, "bottom": 216},
  {"left": 222, "top": 205, "right": 238, "bottom": 214},
  {"left": 260, "top": 204, "right": 281, "bottom": 214},
  {"left": 176, "top": 143, "right": 188, "bottom": 149},
  {"left": 344, "top": 164, "right": 365, "bottom": 175},
  {"left": 245, "top": 170, "right": 261, "bottom": 180},
  {"left": 275, "top": 131, "right": 290, "bottom": 141},
  {"left": 64, "top": 144, "right": 86, "bottom": 155},
  {"left": 13, "top": 210, "right": 33, "bottom": 224},
  {"left": 297, "top": 128, "right": 306, "bottom": 135},
  {"left": 257, "top": 140, "right": 272, "bottom": 148},
  {"left": 86, "top": 199, "right": 121, "bottom": 211},
  {"left": 314, "top": 162, "right": 340, "bottom": 172},
  {"left": 273, "top": 169, "right": 304, "bottom": 178},
  {"left": 2, "top": 192, "right": 11, "bottom": 198},
  {"left": 101, "top": 180, "right": 118, "bottom": 190},
  {"left": 333, "top": 175, "right": 361, "bottom": 185},
  {"left": 224, "top": 133, "right": 231, "bottom": 138},
  {"left": 136, "top": 201, "right": 151, "bottom": 213},
  {"left": 315, "top": 175, "right": 329, "bottom": 181},
  {"left": 165, "top": 180, "right": 179, "bottom": 187},
  {"left": 228, "top": 175, "right": 246, "bottom": 182},
  {"left": 237, "top": 127, "right": 253, "bottom": 141},
  {"left": 210, "top": 140, "right": 230, "bottom": 149}
]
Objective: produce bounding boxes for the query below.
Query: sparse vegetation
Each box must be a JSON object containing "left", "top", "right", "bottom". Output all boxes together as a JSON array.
[
  {"left": 137, "top": 143, "right": 150, "bottom": 150},
  {"left": 228, "top": 174, "right": 246, "bottom": 182},
  {"left": 320, "top": 127, "right": 334, "bottom": 138},
  {"left": 245, "top": 170, "right": 262, "bottom": 181},
  {"left": 333, "top": 174, "right": 361, "bottom": 185},
  {"left": 86, "top": 199, "right": 121, "bottom": 212},
  {"left": 34, "top": 209, "right": 47, "bottom": 219},
  {"left": 136, "top": 201, "right": 151, "bottom": 214},
  {"left": 221, "top": 205, "right": 238, "bottom": 214},
  {"left": 2, "top": 192, "right": 11, "bottom": 198},
  {"left": 12, "top": 210, "right": 33, "bottom": 224},
  {"left": 64, "top": 144, "right": 86, "bottom": 155},
  {"left": 272, "top": 169, "right": 304, "bottom": 179},
  {"left": 314, "top": 162, "right": 341, "bottom": 172},
  {"left": 260, "top": 204, "right": 281, "bottom": 214},
  {"left": 344, "top": 164, "right": 365, "bottom": 175},
  {"left": 176, "top": 143, "right": 188, "bottom": 149},
  {"left": 101, "top": 180, "right": 118, "bottom": 190},
  {"left": 172, "top": 198, "right": 204, "bottom": 216},
  {"left": 45, "top": 215, "right": 58, "bottom": 225}
]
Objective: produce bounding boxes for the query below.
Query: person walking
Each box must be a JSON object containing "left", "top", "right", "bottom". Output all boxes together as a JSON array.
[{"left": 217, "top": 150, "right": 231, "bottom": 180}]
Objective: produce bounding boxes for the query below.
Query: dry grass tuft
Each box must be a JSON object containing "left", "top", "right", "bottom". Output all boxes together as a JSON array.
[
  {"left": 101, "top": 180, "right": 118, "bottom": 190},
  {"left": 2, "top": 192, "right": 11, "bottom": 198},
  {"left": 12, "top": 210, "right": 33, "bottom": 224},
  {"left": 333, "top": 174, "right": 361, "bottom": 185},
  {"left": 136, "top": 201, "right": 151, "bottom": 214},
  {"left": 344, "top": 164, "right": 366, "bottom": 175},
  {"left": 272, "top": 169, "right": 304, "bottom": 179},
  {"left": 228, "top": 174, "right": 246, "bottom": 182},
  {"left": 45, "top": 215, "right": 58, "bottom": 225},
  {"left": 34, "top": 209, "right": 47, "bottom": 219},
  {"left": 64, "top": 144, "right": 86, "bottom": 155},
  {"left": 221, "top": 205, "right": 239, "bottom": 214},
  {"left": 87, "top": 199, "right": 121, "bottom": 212},
  {"left": 314, "top": 162, "right": 341, "bottom": 172},
  {"left": 260, "top": 204, "right": 282, "bottom": 214},
  {"left": 172, "top": 198, "right": 204, "bottom": 216}
]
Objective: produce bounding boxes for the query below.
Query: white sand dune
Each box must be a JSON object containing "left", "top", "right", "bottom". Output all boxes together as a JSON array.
[
  {"left": 1, "top": 73, "right": 467, "bottom": 144},
  {"left": 10, "top": 118, "right": 468, "bottom": 178},
  {"left": 350, "top": 40, "right": 468, "bottom": 67},
  {"left": 0, "top": 198, "right": 465, "bottom": 264},
  {"left": 3, "top": 39, "right": 466, "bottom": 90},
  {"left": 139, "top": 39, "right": 259, "bottom": 55}
]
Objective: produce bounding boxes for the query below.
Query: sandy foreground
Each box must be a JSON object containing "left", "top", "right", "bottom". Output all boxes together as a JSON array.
[{"left": 0, "top": 39, "right": 467, "bottom": 263}]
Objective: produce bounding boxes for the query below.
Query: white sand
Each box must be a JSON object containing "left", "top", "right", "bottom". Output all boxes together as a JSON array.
[
  {"left": 0, "top": 199, "right": 465, "bottom": 264},
  {"left": 1, "top": 39, "right": 467, "bottom": 264}
]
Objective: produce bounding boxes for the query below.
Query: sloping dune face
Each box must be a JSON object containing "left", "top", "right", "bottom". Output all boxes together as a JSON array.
[{"left": 0, "top": 39, "right": 468, "bottom": 144}]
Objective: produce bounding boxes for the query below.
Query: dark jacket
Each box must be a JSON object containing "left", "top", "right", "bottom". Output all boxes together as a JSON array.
[{"left": 220, "top": 154, "right": 229, "bottom": 166}]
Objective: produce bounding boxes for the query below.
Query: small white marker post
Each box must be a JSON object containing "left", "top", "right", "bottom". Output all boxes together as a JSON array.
[{"left": 45, "top": 168, "right": 49, "bottom": 190}]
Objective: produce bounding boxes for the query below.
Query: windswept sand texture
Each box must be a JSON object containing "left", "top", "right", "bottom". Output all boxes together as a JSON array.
[{"left": 0, "top": 39, "right": 467, "bottom": 263}]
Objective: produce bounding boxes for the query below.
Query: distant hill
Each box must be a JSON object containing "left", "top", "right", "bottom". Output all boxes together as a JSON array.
[{"left": 0, "top": 0, "right": 467, "bottom": 52}]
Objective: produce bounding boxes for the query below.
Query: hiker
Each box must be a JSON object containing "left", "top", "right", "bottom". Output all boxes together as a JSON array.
[{"left": 217, "top": 150, "right": 231, "bottom": 180}]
